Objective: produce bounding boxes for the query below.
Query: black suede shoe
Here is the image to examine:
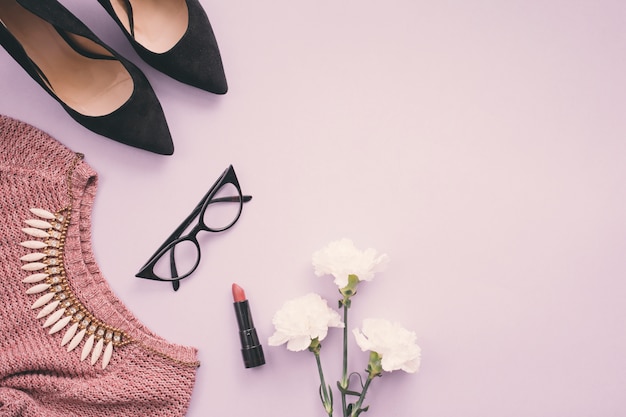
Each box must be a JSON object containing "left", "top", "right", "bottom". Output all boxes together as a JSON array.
[
  {"left": 0, "top": 0, "right": 174, "bottom": 155},
  {"left": 97, "top": 0, "right": 228, "bottom": 94}
]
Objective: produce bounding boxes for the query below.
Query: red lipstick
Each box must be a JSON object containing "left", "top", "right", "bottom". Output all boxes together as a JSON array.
[{"left": 232, "top": 283, "right": 265, "bottom": 368}]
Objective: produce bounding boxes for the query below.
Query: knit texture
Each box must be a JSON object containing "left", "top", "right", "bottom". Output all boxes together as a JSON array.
[{"left": 0, "top": 115, "right": 199, "bottom": 416}]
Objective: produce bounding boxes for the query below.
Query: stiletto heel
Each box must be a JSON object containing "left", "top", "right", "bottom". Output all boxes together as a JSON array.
[
  {"left": 98, "top": 0, "right": 228, "bottom": 94},
  {"left": 0, "top": 0, "right": 174, "bottom": 155}
]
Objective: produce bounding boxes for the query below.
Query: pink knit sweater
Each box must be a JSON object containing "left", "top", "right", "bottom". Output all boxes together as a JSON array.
[{"left": 0, "top": 115, "right": 199, "bottom": 416}]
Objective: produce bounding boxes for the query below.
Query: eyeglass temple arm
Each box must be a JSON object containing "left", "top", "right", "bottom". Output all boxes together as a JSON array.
[
  {"left": 170, "top": 245, "right": 181, "bottom": 291},
  {"left": 212, "top": 195, "right": 252, "bottom": 203}
]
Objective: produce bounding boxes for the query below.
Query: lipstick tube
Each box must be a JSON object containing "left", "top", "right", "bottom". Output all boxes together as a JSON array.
[{"left": 232, "top": 283, "right": 265, "bottom": 368}]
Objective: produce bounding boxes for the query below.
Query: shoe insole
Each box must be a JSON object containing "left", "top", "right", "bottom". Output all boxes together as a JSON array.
[
  {"left": 0, "top": 0, "right": 133, "bottom": 117},
  {"left": 111, "top": 0, "right": 188, "bottom": 54}
]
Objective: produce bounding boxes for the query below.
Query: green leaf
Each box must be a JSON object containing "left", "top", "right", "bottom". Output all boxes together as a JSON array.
[{"left": 353, "top": 405, "right": 370, "bottom": 417}]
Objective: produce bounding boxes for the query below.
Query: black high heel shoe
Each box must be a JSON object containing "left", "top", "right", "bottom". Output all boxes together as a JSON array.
[
  {"left": 98, "top": 0, "right": 228, "bottom": 94},
  {"left": 0, "top": 0, "right": 174, "bottom": 155}
]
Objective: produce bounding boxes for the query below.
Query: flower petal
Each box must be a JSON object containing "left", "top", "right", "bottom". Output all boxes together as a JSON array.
[
  {"left": 286, "top": 336, "right": 314, "bottom": 352},
  {"left": 312, "top": 239, "right": 389, "bottom": 288},
  {"left": 268, "top": 293, "right": 343, "bottom": 352},
  {"left": 353, "top": 318, "right": 421, "bottom": 374}
]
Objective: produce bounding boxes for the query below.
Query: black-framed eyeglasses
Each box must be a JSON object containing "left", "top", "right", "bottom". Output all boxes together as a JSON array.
[{"left": 135, "top": 165, "right": 252, "bottom": 291}]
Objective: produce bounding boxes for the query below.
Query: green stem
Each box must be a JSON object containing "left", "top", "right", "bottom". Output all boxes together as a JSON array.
[
  {"left": 340, "top": 300, "right": 349, "bottom": 417},
  {"left": 314, "top": 349, "right": 333, "bottom": 417},
  {"left": 350, "top": 375, "right": 374, "bottom": 417},
  {"left": 338, "top": 275, "right": 359, "bottom": 417}
]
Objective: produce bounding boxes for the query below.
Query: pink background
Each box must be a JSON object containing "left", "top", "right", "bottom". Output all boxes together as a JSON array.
[{"left": 2, "top": 0, "right": 626, "bottom": 415}]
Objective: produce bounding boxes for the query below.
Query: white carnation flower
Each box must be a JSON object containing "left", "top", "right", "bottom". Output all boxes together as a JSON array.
[
  {"left": 268, "top": 293, "right": 344, "bottom": 352},
  {"left": 312, "top": 238, "right": 390, "bottom": 289},
  {"left": 353, "top": 318, "right": 421, "bottom": 373}
]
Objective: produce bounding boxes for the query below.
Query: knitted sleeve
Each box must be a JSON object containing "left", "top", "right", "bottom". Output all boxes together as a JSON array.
[{"left": 0, "top": 115, "right": 199, "bottom": 417}]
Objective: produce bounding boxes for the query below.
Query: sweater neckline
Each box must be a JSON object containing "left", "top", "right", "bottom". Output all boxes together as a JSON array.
[{"left": 18, "top": 153, "right": 199, "bottom": 369}]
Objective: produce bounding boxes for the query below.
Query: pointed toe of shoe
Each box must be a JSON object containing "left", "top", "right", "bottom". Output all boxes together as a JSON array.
[
  {"left": 69, "top": 105, "right": 174, "bottom": 155},
  {"left": 176, "top": 52, "right": 228, "bottom": 94},
  {"left": 193, "top": 58, "right": 228, "bottom": 94},
  {"left": 141, "top": 40, "right": 228, "bottom": 94},
  {"left": 147, "top": 131, "right": 175, "bottom": 155},
  {"left": 119, "top": 106, "right": 174, "bottom": 155},
  {"left": 140, "top": 18, "right": 228, "bottom": 94},
  {"left": 99, "top": 91, "right": 174, "bottom": 155}
]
